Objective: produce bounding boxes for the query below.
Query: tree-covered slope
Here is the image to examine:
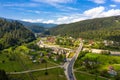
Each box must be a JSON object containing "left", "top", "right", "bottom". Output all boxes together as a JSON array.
[
  {"left": 49, "top": 16, "right": 120, "bottom": 42},
  {"left": 0, "top": 18, "right": 36, "bottom": 50}
]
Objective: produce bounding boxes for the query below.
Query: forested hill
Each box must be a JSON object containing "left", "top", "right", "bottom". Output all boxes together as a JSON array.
[
  {"left": 49, "top": 16, "right": 120, "bottom": 42},
  {"left": 0, "top": 18, "right": 36, "bottom": 50}
]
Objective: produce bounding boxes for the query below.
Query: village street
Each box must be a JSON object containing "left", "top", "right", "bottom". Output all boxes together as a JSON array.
[
  {"left": 64, "top": 42, "right": 83, "bottom": 80},
  {"left": 38, "top": 39, "right": 83, "bottom": 80}
]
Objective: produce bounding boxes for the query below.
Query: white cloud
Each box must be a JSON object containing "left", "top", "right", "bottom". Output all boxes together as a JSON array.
[
  {"left": 58, "top": 7, "right": 120, "bottom": 24},
  {"left": 22, "top": 19, "right": 55, "bottom": 24},
  {"left": 101, "top": 9, "right": 120, "bottom": 17},
  {"left": 22, "top": 19, "right": 43, "bottom": 23},
  {"left": 3, "top": 3, "right": 39, "bottom": 7},
  {"left": 32, "top": 0, "right": 73, "bottom": 4},
  {"left": 43, "top": 20, "right": 55, "bottom": 24},
  {"left": 21, "top": 6, "right": 120, "bottom": 24},
  {"left": 57, "top": 16, "right": 69, "bottom": 21},
  {"left": 89, "top": 0, "right": 106, "bottom": 4},
  {"left": 32, "top": 0, "right": 77, "bottom": 12},
  {"left": 112, "top": 0, "right": 120, "bottom": 2},
  {"left": 84, "top": 6, "right": 105, "bottom": 18},
  {"left": 110, "top": 4, "right": 117, "bottom": 7}
]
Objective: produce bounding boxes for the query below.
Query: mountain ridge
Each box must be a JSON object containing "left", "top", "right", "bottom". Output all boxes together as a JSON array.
[
  {"left": 0, "top": 17, "right": 57, "bottom": 33},
  {"left": 49, "top": 16, "right": 120, "bottom": 42}
]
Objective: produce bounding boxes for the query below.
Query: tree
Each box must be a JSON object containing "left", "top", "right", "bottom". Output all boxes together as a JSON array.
[
  {"left": 115, "top": 72, "right": 120, "bottom": 80},
  {"left": 0, "top": 70, "right": 9, "bottom": 80}
]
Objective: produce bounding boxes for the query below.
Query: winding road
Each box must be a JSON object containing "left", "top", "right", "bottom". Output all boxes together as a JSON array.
[
  {"left": 64, "top": 42, "right": 83, "bottom": 80},
  {"left": 8, "top": 39, "right": 83, "bottom": 80}
]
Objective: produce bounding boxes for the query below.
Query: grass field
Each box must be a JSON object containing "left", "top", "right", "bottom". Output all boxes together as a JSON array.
[
  {"left": 0, "top": 52, "right": 24, "bottom": 72},
  {"left": 0, "top": 45, "right": 59, "bottom": 72},
  {"left": 0, "top": 52, "right": 58, "bottom": 72},
  {"left": 75, "top": 71, "right": 108, "bottom": 80},
  {"left": 74, "top": 51, "right": 120, "bottom": 79},
  {"left": 9, "top": 68, "right": 67, "bottom": 80}
]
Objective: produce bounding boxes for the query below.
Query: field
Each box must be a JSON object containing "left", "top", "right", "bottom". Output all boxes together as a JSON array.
[
  {"left": 75, "top": 71, "right": 108, "bottom": 80},
  {"left": 0, "top": 50, "right": 58, "bottom": 72},
  {"left": 0, "top": 40, "right": 61, "bottom": 72},
  {"left": 74, "top": 51, "right": 120, "bottom": 79},
  {"left": 9, "top": 68, "right": 67, "bottom": 80}
]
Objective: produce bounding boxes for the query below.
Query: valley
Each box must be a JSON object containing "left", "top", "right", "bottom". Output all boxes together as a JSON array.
[
  {"left": 0, "top": 35, "right": 120, "bottom": 80},
  {"left": 0, "top": 16, "right": 120, "bottom": 80}
]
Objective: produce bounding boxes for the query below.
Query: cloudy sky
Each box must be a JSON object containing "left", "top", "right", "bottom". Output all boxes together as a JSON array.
[{"left": 0, "top": 0, "right": 120, "bottom": 24}]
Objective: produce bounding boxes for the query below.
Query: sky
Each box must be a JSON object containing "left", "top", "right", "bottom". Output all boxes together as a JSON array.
[{"left": 0, "top": 0, "right": 120, "bottom": 24}]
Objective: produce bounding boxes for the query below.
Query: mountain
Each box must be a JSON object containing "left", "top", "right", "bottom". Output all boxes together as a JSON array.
[
  {"left": 18, "top": 21, "right": 57, "bottom": 33},
  {"left": 0, "top": 18, "right": 36, "bottom": 50},
  {"left": 0, "top": 18, "right": 57, "bottom": 33},
  {"left": 49, "top": 16, "right": 120, "bottom": 42},
  {"left": 19, "top": 21, "right": 57, "bottom": 28}
]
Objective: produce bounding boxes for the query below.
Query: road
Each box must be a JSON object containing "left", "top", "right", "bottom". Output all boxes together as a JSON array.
[
  {"left": 8, "top": 66, "right": 61, "bottom": 74},
  {"left": 37, "top": 40, "right": 72, "bottom": 51},
  {"left": 64, "top": 42, "right": 83, "bottom": 80}
]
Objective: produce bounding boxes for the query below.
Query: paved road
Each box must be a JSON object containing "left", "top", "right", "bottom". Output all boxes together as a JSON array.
[{"left": 65, "top": 42, "right": 83, "bottom": 80}]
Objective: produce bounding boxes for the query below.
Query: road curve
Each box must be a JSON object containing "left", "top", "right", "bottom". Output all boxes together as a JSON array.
[{"left": 66, "top": 42, "right": 83, "bottom": 80}]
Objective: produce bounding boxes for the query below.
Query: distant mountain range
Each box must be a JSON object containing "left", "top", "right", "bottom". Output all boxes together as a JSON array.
[
  {"left": 0, "top": 17, "right": 57, "bottom": 33},
  {"left": 49, "top": 16, "right": 120, "bottom": 42},
  {"left": 19, "top": 20, "right": 57, "bottom": 33},
  {"left": 1, "top": 16, "right": 120, "bottom": 42},
  {"left": 19, "top": 20, "right": 57, "bottom": 28}
]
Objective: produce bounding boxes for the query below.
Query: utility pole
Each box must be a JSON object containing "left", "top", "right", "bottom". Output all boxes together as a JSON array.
[
  {"left": 45, "top": 60, "right": 48, "bottom": 75},
  {"left": 57, "top": 68, "right": 59, "bottom": 80}
]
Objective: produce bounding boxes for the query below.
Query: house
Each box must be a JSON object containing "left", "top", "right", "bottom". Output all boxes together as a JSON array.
[
  {"left": 32, "top": 60, "right": 37, "bottom": 63},
  {"left": 40, "top": 52, "right": 44, "bottom": 57},
  {"left": 103, "top": 40, "right": 114, "bottom": 46},
  {"left": 89, "top": 40, "right": 94, "bottom": 46},
  {"left": 47, "top": 36, "right": 56, "bottom": 43},
  {"left": 108, "top": 66, "right": 117, "bottom": 76}
]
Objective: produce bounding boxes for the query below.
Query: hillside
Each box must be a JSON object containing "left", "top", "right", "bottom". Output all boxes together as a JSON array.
[
  {"left": 0, "top": 18, "right": 36, "bottom": 50},
  {"left": 49, "top": 16, "right": 120, "bottom": 42}
]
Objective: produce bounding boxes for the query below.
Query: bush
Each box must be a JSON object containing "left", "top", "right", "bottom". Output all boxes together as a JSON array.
[
  {"left": 2, "top": 60, "right": 5, "bottom": 63},
  {"left": 115, "top": 72, "right": 120, "bottom": 80},
  {"left": 100, "top": 70, "right": 109, "bottom": 77}
]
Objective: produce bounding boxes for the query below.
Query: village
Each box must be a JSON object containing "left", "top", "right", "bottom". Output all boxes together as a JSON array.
[{"left": 0, "top": 36, "right": 120, "bottom": 80}]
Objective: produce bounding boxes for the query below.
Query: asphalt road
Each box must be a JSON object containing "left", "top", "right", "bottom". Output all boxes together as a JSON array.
[{"left": 67, "top": 42, "right": 83, "bottom": 80}]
